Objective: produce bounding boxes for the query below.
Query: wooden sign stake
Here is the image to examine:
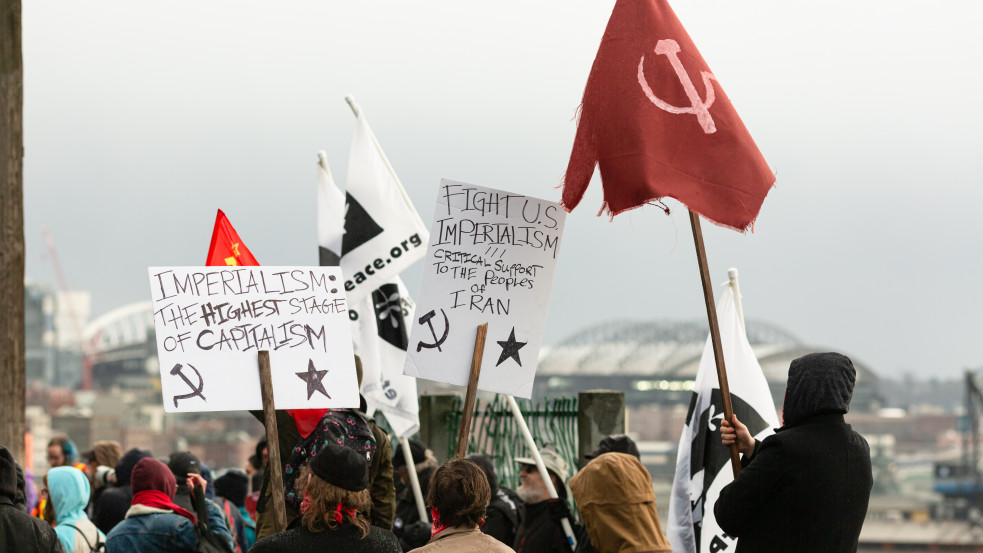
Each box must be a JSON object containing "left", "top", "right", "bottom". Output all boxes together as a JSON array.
[
  {"left": 689, "top": 211, "right": 742, "bottom": 477},
  {"left": 455, "top": 323, "right": 488, "bottom": 458},
  {"left": 257, "top": 350, "right": 288, "bottom": 532}
]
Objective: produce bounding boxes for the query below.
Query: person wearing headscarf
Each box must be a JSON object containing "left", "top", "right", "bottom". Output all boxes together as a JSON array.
[
  {"left": 0, "top": 445, "right": 63, "bottom": 553},
  {"left": 408, "top": 458, "right": 513, "bottom": 553},
  {"left": 105, "top": 457, "right": 226, "bottom": 553},
  {"left": 48, "top": 466, "right": 106, "bottom": 553},
  {"left": 249, "top": 442, "right": 400, "bottom": 553},
  {"left": 714, "top": 352, "right": 874, "bottom": 553}
]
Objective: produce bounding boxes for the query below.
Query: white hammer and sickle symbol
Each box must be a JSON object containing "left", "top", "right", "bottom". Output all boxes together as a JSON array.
[{"left": 637, "top": 39, "right": 718, "bottom": 134}]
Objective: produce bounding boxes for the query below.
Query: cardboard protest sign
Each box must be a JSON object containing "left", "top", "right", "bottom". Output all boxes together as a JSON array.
[
  {"left": 403, "top": 179, "right": 565, "bottom": 398},
  {"left": 148, "top": 266, "right": 357, "bottom": 412}
]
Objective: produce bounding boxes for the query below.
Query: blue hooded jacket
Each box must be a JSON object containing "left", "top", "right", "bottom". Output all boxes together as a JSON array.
[{"left": 49, "top": 466, "right": 105, "bottom": 552}]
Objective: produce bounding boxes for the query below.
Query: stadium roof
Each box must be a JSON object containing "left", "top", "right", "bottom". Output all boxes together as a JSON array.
[{"left": 538, "top": 319, "right": 877, "bottom": 385}]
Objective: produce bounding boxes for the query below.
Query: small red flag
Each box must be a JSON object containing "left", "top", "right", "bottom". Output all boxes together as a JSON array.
[
  {"left": 205, "top": 209, "right": 260, "bottom": 266},
  {"left": 562, "top": 0, "right": 775, "bottom": 231},
  {"left": 204, "top": 209, "right": 326, "bottom": 437}
]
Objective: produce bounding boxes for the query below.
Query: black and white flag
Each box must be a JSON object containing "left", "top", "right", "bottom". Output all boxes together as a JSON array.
[
  {"left": 667, "top": 286, "right": 780, "bottom": 553},
  {"left": 317, "top": 134, "right": 422, "bottom": 437}
]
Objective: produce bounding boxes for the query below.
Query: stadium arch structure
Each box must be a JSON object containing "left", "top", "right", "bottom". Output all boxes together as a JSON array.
[{"left": 535, "top": 319, "right": 880, "bottom": 412}]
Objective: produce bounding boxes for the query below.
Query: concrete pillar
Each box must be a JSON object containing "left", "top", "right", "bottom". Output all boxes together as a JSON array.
[
  {"left": 418, "top": 393, "right": 462, "bottom": 463},
  {"left": 577, "top": 390, "right": 626, "bottom": 469}
]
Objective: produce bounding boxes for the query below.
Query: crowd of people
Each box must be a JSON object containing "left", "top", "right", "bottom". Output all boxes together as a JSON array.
[{"left": 0, "top": 352, "right": 872, "bottom": 552}]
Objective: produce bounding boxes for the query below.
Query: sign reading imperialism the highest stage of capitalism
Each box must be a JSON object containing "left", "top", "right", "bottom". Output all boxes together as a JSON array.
[
  {"left": 148, "top": 266, "right": 357, "bottom": 413},
  {"left": 403, "top": 179, "right": 566, "bottom": 398}
]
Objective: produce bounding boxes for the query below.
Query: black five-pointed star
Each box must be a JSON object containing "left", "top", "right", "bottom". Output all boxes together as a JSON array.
[
  {"left": 496, "top": 327, "right": 527, "bottom": 367},
  {"left": 296, "top": 359, "right": 331, "bottom": 400}
]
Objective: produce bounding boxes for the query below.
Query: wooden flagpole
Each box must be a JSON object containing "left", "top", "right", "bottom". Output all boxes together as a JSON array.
[
  {"left": 455, "top": 323, "right": 488, "bottom": 458},
  {"left": 257, "top": 351, "right": 288, "bottom": 532},
  {"left": 688, "top": 211, "right": 742, "bottom": 477}
]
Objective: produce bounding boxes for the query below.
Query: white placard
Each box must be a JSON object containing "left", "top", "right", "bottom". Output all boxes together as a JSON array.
[
  {"left": 148, "top": 266, "right": 357, "bottom": 412},
  {"left": 403, "top": 179, "right": 566, "bottom": 398}
]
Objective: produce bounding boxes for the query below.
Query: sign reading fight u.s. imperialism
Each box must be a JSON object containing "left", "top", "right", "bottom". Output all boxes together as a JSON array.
[
  {"left": 148, "top": 266, "right": 357, "bottom": 412},
  {"left": 403, "top": 179, "right": 565, "bottom": 398}
]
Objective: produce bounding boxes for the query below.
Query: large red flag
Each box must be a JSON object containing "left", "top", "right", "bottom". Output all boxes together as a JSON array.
[
  {"left": 562, "top": 0, "right": 775, "bottom": 231},
  {"left": 205, "top": 209, "right": 260, "bottom": 266},
  {"left": 204, "top": 209, "right": 326, "bottom": 437}
]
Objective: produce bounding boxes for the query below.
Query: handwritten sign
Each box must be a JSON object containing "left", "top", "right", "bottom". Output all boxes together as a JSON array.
[
  {"left": 148, "top": 266, "right": 357, "bottom": 412},
  {"left": 403, "top": 180, "right": 566, "bottom": 398}
]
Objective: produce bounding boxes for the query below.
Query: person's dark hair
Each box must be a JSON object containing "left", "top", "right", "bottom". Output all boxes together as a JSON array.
[
  {"left": 47, "top": 436, "right": 78, "bottom": 465},
  {"left": 247, "top": 454, "right": 263, "bottom": 471},
  {"left": 427, "top": 458, "right": 490, "bottom": 529},
  {"left": 298, "top": 465, "right": 371, "bottom": 538},
  {"left": 466, "top": 454, "right": 498, "bottom": 493}
]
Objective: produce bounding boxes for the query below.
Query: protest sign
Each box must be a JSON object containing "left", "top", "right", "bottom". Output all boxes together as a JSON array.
[
  {"left": 148, "top": 266, "right": 357, "bottom": 413},
  {"left": 403, "top": 179, "right": 565, "bottom": 398}
]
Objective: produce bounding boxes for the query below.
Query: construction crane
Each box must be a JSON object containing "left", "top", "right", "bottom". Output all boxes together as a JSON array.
[
  {"left": 934, "top": 369, "right": 983, "bottom": 521},
  {"left": 41, "top": 227, "right": 93, "bottom": 390}
]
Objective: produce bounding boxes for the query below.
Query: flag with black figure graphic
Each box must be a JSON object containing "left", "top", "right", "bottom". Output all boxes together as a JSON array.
[
  {"left": 335, "top": 108, "right": 429, "bottom": 304},
  {"left": 317, "top": 151, "right": 421, "bottom": 438},
  {"left": 667, "top": 286, "right": 780, "bottom": 553}
]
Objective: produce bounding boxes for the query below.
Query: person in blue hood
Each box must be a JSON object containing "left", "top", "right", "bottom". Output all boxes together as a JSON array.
[{"left": 48, "top": 466, "right": 105, "bottom": 552}]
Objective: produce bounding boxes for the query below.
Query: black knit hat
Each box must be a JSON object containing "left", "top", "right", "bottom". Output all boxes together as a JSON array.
[
  {"left": 392, "top": 439, "right": 427, "bottom": 469},
  {"left": 167, "top": 451, "right": 202, "bottom": 480},
  {"left": 585, "top": 435, "right": 640, "bottom": 460},
  {"left": 309, "top": 443, "right": 369, "bottom": 492},
  {"left": 215, "top": 470, "right": 250, "bottom": 507}
]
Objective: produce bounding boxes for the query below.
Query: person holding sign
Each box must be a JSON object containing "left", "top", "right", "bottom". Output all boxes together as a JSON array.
[{"left": 249, "top": 443, "right": 400, "bottom": 553}]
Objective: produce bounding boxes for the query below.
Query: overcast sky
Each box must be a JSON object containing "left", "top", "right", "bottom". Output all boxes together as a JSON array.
[{"left": 23, "top": 1, "right": 983, "bottom": 380}]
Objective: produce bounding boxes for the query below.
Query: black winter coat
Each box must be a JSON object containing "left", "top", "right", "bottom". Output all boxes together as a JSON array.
[
  {"left": 514, "top": 500, "right": 569, "bottom": 553},
  {"left": 1, "top": 447, "right": 64, "bottom": 553},
  {"left": 249, "top": 523, "right": 400, "bottom": 553},
  {"left": 714, "top": 352, "right": 873, "bottom": 553}
]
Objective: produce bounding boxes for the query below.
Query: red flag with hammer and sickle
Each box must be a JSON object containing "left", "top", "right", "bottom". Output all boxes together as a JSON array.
[
  {"left": 205, "top": 209, "right": 260, "bottom": 266},
  {"left": 562, "top": 0, "right": 775, "bottom": 231},
  {"left": 204, "top": 209, "right": 329, "bottom": 437}
]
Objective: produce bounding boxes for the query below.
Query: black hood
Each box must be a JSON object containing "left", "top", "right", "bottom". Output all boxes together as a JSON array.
[
  {"left": 0, "top": 446, "right": 18, "bottom": 500},
  {"left": 115, "top": 448, "right": 153, "bottom": 487},
  {"left": 782, "top": 352, "right": 856, "bottom": 427}
]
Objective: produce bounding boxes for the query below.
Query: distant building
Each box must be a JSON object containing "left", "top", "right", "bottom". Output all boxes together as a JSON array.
[
  {"left": 84, "top": 301, "right": 157, "bottom": 390},
  {"left": 535, "top": 319, "right": 881, "bottom": 412},
  {"left": 24, "top": 281, "right": 90, "bottom": 388}
]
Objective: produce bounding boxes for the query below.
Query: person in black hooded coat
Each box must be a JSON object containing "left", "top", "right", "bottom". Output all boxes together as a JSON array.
[
  {"left": 92, "top": 447, "right": 152, "bottom": 534},
  {"left": 0, "top": 445, "right": 64, "bottom": 553},
  {"left": 714, "top": 352, "right": 873, "bottom": 553}
]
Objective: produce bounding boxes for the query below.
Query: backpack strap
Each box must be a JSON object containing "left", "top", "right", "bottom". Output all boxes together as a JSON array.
[{"left": 63, "top": 522, "right": 103, "bottom": 552}]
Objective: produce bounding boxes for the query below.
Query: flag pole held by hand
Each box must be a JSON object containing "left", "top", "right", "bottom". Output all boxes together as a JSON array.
[{"left": 689, "top": 212, "right": 742, "bottom": 477}]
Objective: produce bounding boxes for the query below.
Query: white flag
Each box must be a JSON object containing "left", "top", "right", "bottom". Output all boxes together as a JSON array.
[
  {"left": 317, "top": 152, "right": 346, "bottom": 265},
  {"left": 667, "top": 286, "right": 780, "bottom": 553},
  {"left": 338, "top": 110, "right": 429, "bottom": 304},
  {"left": 351, "top": 277, "right": 420, "bottom": 437},
  {"left": 316, "top": 139, "right": 421, "bottom": 438}
]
